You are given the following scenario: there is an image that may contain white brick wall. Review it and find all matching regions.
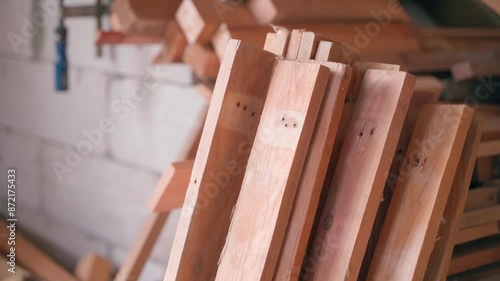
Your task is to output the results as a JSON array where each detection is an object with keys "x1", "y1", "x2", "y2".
[{"x1": 0, "y1": 0, "x2": 201, "y2": 277}]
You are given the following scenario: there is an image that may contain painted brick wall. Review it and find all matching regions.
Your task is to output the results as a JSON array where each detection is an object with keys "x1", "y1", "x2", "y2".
[{"x1": 0, "y1": 1, "x2": 206, "y2": 280}]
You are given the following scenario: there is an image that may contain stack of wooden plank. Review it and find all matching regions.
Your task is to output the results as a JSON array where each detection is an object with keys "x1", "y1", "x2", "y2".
[
  {"x1": 153, "y1": 27, "x2": 489, "y2": 281},
  {"x1": 165, "y1": 0, "x2": 420, "y2": 79}
]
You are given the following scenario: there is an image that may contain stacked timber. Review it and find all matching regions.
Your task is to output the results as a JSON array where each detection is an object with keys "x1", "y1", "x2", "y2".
[{"x1": 148, "y1": 28, "x2": 489, "y2": 281}]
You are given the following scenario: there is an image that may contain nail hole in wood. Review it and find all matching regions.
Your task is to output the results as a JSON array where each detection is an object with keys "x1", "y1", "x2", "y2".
[{"x1": 370, "y1": 128, "x2": 375, "y2": 135}]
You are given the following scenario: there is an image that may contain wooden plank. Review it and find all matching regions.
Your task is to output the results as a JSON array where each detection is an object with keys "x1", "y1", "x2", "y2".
[
  {"x1": 215, "y1": 60, "x2": 329, "y2": 281},
  {"x1": 76, "y1": 253, "x2": 113, "y2": 281},
  {"x1": 0, "y1": 220, "x2": 78, "y2": 281},
  {"x1": 115, "y1": 213, "x2": 169, "y2": 281},
  {"x1": 274, "y1": 60, "x2": 352, "y2": 280},
  {"x1": 359, "y1": 74, "x2": 441, "y2": 281},
  {"x1": 286, "y1": 29, "x2": 305, "y2": 61},
  {"x1": 183, "y1": 44, "x2": 220, "y2": 80},
  {"x1": 148, "y1": 160, "x2": 194, "y2": 213},
  {"x1": 346, "y1": 61, "x2": 400, "y2": 102},
  {"x1": 153, "y1": 21, "x2": 187, "y2": 64},
  {"x1": 367, "y1": 105, "x2": 474, "y2": 281},
  {"x1": 95, "y1": 31, "x2": 162, "y2": 45},
  {"x1": 449, "y1": 235, "x2": 500, "y2": 275},
  {"x1": 176, "y1": 0, "x2": 258, "y2": 44},
  {"x1": 111, "y1": 0, "x2": 181, "y2": 36},
  {"x1": 465, "y1": 186, "x2": 499, "y2": 212},
  {"x1": 164, "y1": 40, "x2": 277, "y2": 281},
  {"x1": 297, "y1": 32, "x2": 328, "y2": 61},
  {"x1": 452, "y1": 61, "x2": 500, "y2": 82},
  {"x1": 482, "y1": 0, "x2": 500, "y2": 15},
  {"x1": 211, "y1": 24, "x2": 272, "y2": 60},
  {"x1": 461, "y1": 205, "x2": 500, "y2": 229},
  {"x1": 447, "y1": 262, "x2": 500, "y2": 281},
  {"x1": 419, "y1": 27, "x2": 500, "y2": 38},
  {"x1": 478, "y1": 140, "x2": 500, "y2": 158},
  {"x1": 363, "y1": 49, "x2": 500, "y2": 73},
  {"x1": 315, "y1": 40, "x2": 359, "y2": 65},
  {"x1": 456, "y1": 222, "x2": 500, "y2": 244},
  {"x1": 263, "y1": 27, "x2": 291, "y2": 58},
  {"x1": 247, "y1": 0, "x2": 410, "y2": 24},
  {"x1": 307, "y1": 70, "x2": 415, "y2": 281},
  {"x1": 424, "y1": 116, "x2": 483, "y2": 281}
]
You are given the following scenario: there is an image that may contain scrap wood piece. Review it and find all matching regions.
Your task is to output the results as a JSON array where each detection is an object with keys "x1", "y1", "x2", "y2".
[
  {"x1": 424, "y1": 116, "x2": 483, "y2": 281},
  {"x1": 315, "y1": 40, "x2": 360, "y2": 65},
  {"x1": 176, "y1": 0, "x2": 256, "y2": 44},
  {"x1": 215, "y1": 60, "x2": 330, "y2": 281},
  {"x1": 367, "y1": 105, "x2": 474, "y2": 281},
  {"x1": 111, "y1": 0, "x2": 182, "y2": 36},
  {"x1": 148, "y1": 160, "x2": 194, "y2": 213},
  {"x1": 247, "y1": 0, "x2": 410, "y2": 24},
  {"x1": 115, "y1": 212, "x2": 169, "y2": 281},
  {"x1": 95, "y1": 31, "x2": 162, "y2": 45},
  {"x1": 0, "y1": 220, "x2": 78, "y2": 281},
  {"x1": 478, "y1": 140, "x2": 500, "y2": 158},
  {"x1": 307, "y1": 70, "x2": 415, "y2": 281},
  {"x1": 456, "y1": 222, "x2": 500, "y2": 244},
  {"x1": 212, "y1": 24, "x2": 272, "y2": 60},
  {"x1": 153, "y1": 21, "x2": 188, "y2": 64},
  {"x1": 465, "y1": 186, "x2": 499, "y2": 212},
  {"x1": 274, "y1": 60, "x2": 352, "y2": 280},
  {"x1": 461, "y1": 205, "x2": 500, "y2": 229},
  {"x1": 164, "y1": 40, "x2": 277, "y2": 281},
  {"x1": 452, "y1": 61, "x2": 500, "y2": 82},
  {"x1": 183, "y1": 44, "x2": 220, "y2": 80},
  {"x1": 448, "y1": 235, "x2": 500, "y2": 276},
  {"x1": 76, "y1": 253, "x2": 113, "y2": 281}
]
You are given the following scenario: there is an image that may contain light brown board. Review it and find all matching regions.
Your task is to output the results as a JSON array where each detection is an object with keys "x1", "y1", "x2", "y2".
[
  {"x1": 456, "y1": 222, "x2": 500, "y2": 244},
  {"x1": 215, "y1": 60, "x2": 330, "y2": 281},
  {"x1": 424, "y1": 116, "x2": 483, "y2": 281},
  {"x1": 274, "y1": 61, "x2": 352, "y2": 281},
  {"x1": 307, "y1": 70, "x2": 415, "y2": 281},
  {"x1": 164, "y1": 40, "x2": 277, "y2": 281},
  {"x1": 460, "y1": 205, "x2": 500, "y2": 229},
  {"x1": 464, "y1": 186, "x2": 499, "y2": 212},
  {"x1": 367, "y1": 105, "x2": 473, "y2": 281}
]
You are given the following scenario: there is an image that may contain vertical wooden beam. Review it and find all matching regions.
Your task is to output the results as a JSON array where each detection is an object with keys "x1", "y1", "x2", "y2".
[
  {"x1": 274, "y1": 59, "x2": 352, "y2": 280},
  {"x1": 424, "y1": 116, "x2": 483, "y2": 281},
  {"x1": 307, "y1": 70, "x2": 415, "y2": 281},
  {"x1": 215, "y1": 60, "x2": 330, "y2": 281},
  {"x1": 285, "y1": 29, "x2": 305, "y2": 61},
  {"x1": 367, "y1": 105, "x2": 474, "y2": 281},
  {"x1": 164, "y1": 40, "x2": 277, "y2": 281}
]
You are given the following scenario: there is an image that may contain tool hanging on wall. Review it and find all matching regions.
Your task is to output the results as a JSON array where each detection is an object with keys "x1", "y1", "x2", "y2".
[{"x1": 55, "y1": 0, "x2": 110, "y2": 92}]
